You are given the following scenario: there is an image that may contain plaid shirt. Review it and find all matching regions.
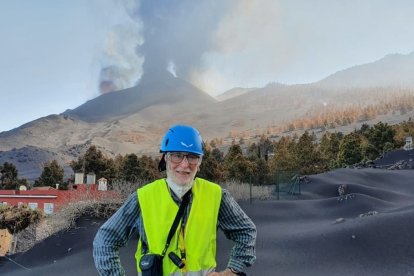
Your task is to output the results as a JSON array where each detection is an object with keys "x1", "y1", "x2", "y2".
[{"x1": 93, "y1": 181, "x2": 256, "y2": 276}]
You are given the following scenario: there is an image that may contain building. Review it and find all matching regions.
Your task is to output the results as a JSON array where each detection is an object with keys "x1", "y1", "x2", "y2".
[
  {"x1": 0, "y1": 173, "x2": 116, "y2": 256},
  {"x1": 404, "y1": 136, "x2": 413, "y2": 151},
  {"x1": 0, "y1": 173, "x2": 112, "y2": 215}
]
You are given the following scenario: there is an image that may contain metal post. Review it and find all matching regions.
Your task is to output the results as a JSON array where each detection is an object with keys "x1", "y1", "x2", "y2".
[
  {"x1": 276, "y1": 183, "x2": 279, "y2": 200},
  {"x1": 249, "y1": 174, "x2": 252, "y2": 204},
  {"x1": 276, "y1": 172, "x2": 280, "y2": 200}
]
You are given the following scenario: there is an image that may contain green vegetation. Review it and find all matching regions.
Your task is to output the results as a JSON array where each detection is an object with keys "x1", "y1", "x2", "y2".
[
  {"x1": 69, "y1": 145, "x2": 162, "y2": 186},
  {"x1": 1, "y1": 118, "x2": 412, "y2": 254},
  {"x1": 34, "y1": 160, "x2": 65, "y2": 188},
  {"x1": 0, "y1": 162, "x2": 27, "y2": 190},
  {"x1": 1, "y1": 119, "x2": 413, "y2": 190},
  {"x1": 0, "y1": 205, "x2": 43, "y2": 234},
  {"x1": 208, "y1": 120, "x2": 412, "y2": 181}
]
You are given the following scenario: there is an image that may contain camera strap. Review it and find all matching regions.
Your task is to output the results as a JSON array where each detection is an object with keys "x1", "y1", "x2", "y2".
[{"x1": 161, "y1": 189, "x2": 191, "y2": 257}]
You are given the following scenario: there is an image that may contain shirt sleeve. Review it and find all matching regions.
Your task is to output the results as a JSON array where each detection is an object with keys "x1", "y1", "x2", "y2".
[
  {"x1": 218, "y1": 188, "x2": 257, "y2": 272},
  {"x1": 93, "y1": 191, "x2": 140, "y2": 276}
]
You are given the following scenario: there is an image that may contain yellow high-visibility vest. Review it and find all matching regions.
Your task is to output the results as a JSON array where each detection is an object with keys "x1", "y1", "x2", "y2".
[{"x1": 136, "y1": 178, "x2": 222, "y2": 275}]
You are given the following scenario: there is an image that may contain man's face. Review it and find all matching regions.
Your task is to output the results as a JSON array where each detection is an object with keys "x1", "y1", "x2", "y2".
[{"x1": 165, "y1": 152, "x2": 202, "y2": 186}]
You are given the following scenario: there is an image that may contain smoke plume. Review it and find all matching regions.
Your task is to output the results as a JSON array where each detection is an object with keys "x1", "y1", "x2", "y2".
[
  {"x1": 99, "y1": 0, "x2": 232, "y2": 93},
  {"x1": 98, "y1": 0, "x2": 414, "y2": 95},
  {"x1": 98, "y1": 2, "x2": 144, "y2": 94},
  {"x1": 99, "y1": 0, "x2": 290, "y2": 94}
]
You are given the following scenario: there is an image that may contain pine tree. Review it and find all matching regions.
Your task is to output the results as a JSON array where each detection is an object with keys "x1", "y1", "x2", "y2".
[
  {"x1": 138, "y1": 155, "x2": 160, "y2": 181},
  {"x1": 35, "y1": 160, "x2": 64, "y2": 188},
  {"x1": 294, "y1": 131, "x2": 324, "y2": 174},
  {"x1": 70, "y1": 145, "x2": 111, "y2": 179},
  {"x1": 199, "y1": 148, "x2": 223, "y2": 182},
  {"x1": 337, "y1": 133, "x2": 363, "y2": 166},
  {"x1": 121, "y1": 153, "x2": 141, "y2": 182},
  {"x1": 0, "y1": 162, "x2": 19, "y2": 189},
  {"x1": 363, "y1": 122, "x2": 396, "y2": 154},
  {"x1": 223, "y1": 144, "x2": 253, "y2": 182},
  {"x1": 269, "y1": 136, "x2": 297, "y2": 172}
]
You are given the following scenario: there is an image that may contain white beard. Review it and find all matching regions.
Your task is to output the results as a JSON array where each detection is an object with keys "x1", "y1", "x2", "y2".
[{"x1": 166, "y1": 177, "x2": 193, "y2": 199}]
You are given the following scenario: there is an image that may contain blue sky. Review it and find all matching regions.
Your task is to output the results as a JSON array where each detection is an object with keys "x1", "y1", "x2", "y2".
[{"x1": 1, "y1": 0, "x2": 414, "y2": 132}]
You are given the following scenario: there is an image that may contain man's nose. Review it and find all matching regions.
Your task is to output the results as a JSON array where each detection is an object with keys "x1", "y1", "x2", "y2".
[{"x1": 179, "y1": 156, "x2": 190, "y2": 166}]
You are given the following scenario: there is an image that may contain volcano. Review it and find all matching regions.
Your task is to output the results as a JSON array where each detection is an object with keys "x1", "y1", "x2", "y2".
[{"x1": 63, "y1": 72, "x2": 216, "y2": 122}]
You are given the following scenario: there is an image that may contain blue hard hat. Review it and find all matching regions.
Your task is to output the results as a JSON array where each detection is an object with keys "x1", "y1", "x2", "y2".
[{"x1": 160, "y1": 125, "x2": 204, "y2": 155}]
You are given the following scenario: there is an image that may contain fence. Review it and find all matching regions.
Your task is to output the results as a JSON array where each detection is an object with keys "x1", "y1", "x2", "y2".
[{"x1": 248, "y1": 170, "x2": 302, "y2": 201}]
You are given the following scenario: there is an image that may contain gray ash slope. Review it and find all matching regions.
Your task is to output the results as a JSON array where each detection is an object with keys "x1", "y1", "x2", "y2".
[{"x1": 2, "y1": 151, "x2": 414, "y2": 275}]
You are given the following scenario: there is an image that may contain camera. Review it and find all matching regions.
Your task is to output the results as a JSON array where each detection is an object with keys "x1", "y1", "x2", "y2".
[{"x1": 168, "y1": 252, "x2": 185, "y2": 269}]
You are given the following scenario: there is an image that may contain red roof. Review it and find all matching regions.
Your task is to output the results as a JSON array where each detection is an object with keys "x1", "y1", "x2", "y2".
[{"x1": 32, "y1": 187, "x2": 56, "y2": 191}]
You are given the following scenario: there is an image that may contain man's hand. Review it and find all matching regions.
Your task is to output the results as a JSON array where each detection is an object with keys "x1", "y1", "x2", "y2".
[{"x1": 207, "y1": 268, "x2": 237, "y2": 275}]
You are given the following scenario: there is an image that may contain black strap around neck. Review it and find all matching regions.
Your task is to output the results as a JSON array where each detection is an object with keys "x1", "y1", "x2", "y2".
[{"x1": 161, "y1": 189, "x2": 191, "y2": 257}]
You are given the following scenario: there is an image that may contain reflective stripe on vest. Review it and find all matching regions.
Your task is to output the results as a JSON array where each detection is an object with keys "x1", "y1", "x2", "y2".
[
  {"x1": 138, "y1": 270, "x2": 215, "y2": 276},
  {"x1": 136, "y1": 178, "x2": 222, "y2": 275}
]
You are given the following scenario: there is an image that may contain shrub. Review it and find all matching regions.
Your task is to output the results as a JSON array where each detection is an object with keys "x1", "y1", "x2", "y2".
[
  {"x1": 222, "y1": 180, "x2": 274, "y2": 201},
  {"x1": 0, "y1": 205, "x2": 43, "y2": 234}
]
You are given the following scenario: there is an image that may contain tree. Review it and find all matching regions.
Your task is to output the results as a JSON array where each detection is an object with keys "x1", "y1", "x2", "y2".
[
  {"x1": 120, "y1": 154, "x2": 141, "y2": 182},
  {"x1": 357, "y1": 123, "x2": 371, "y2": 135},
  {"x1": 199, "y1": 148, "x2": 223, "y2": 182},
  {"x1": 319, "y1": 132, "x2": 341, "y2": 169},
  {"x1": 258, "y1": 135, "x2": 274, "y2": 161},
  {"x1": 295, "y1": 132, "x2": 315, "y2": 166},
  {"x1": 249, "y1": 155, "x2": 269, "y2": 185},
  {"x1": 102, "y1": 157, "x2": 120, "y2": 183},
  {"x1": 70, "y1": 145, "x2": 111, "y2": 179},
  {"x1": 223, "y1": 144, "x2": 253, "y2": 182},
  {"x1": 392, "y1": 120, "x2": 414, "y2": 148},
  {"x1": 337, "y1": 133, "x2": 363, "y2": 166},
  {"x1": 363, "y1": 122, "x2": 396, "y2": 154},
  {"x1": 361, "y1": 143, "x2": 378, "y2": 161},
  {"x1": 247, "y1": 142, "x2": 259, "y2": 159},
  {"x1": 211, "y1": 148, "x2": 224, "y2": 162},
  {"x1": 138, "y1": 155, "x2": 160, "y2": 181},
  {"x1": 0, "y1": 162, "x2": 19, "y2": 189},
  {"x1": 118, "y1": 154, "x2": 160, "y2": 182},
  {"x1": 269, "y1": 136, "x2": 297, "y2": 172},
  {"x1": 35, "y1": 160, "x2": 64, "y2": 188}
]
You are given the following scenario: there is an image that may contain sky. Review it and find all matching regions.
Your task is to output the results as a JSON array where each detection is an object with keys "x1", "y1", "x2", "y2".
[{"x1": 1, "y1": 0, "x2": 414, "y2": 132}]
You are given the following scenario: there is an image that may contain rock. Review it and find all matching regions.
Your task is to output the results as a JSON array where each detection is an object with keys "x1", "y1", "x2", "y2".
[
  {"x1": 359, "y1": 211, "x2": 379, "y2": 218},
  {"x1": 335, "y1": 218, "x2": 345, "y2": 224},
  {"x1": 338, "y1": 184, "x2": 348, "y2": 196}
]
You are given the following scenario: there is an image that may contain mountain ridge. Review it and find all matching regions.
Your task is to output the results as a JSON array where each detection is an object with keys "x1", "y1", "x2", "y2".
[
  {"x1": 64, "y1": 73, "x2": 216, "y2": 122},
  {"x1": 1, "y1": 53, "x2": 414, "y2": 180}
]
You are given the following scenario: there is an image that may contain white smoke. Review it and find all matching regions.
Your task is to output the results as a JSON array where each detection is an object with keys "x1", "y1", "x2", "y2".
[
  {"x1": 167, "y1": 61, "x2": 177, "y2": 78},
  {"x1": 97, "y1": 0, "x2": 414, "y2": 96},
  {"x1": 189, "y1": 0, "x2": 293, "y2": 95},
  {"x1": 98, "y1": 0, "x2": 144, "y2": 94},
  {"x1": 100, "y1": 0, "x2": 283, "y2": 94}
]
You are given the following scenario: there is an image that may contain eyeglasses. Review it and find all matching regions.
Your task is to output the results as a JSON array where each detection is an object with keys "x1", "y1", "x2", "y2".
[{"x1": 167, "y1": 152, "x2": 201, "y2": 165}]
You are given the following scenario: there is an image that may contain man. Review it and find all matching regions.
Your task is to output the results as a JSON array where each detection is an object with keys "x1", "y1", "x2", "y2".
[{"x1": 93, "y1": 125, "x2": 256, "y2": 275}]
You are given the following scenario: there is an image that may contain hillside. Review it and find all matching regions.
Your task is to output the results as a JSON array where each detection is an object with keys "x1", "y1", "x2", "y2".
[
  {"x1": 63, "y1": 73, "x2": 216, "y2": 122},
  {"x1": 2, "y1": 166, "x2": 414, "y2": 275},
  {"x1": 0, "y1": 53, "x2": 414, "y2": 180},
  {"x1": 317, "y1": 52, "x2": 414, "y2": 88},
  {"x1": 215, "y1": 87, "x2": 257, "y2": 101}
]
